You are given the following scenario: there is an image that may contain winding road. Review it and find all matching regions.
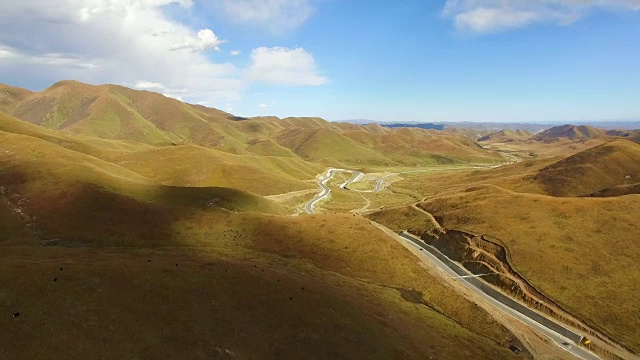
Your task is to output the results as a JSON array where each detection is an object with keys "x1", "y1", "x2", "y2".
[
  {"x1": 398, "y1": 231, "x2": 601, "y2": 360},
  {"x1": 307, "y1": 165, "x2": 499, "y2": 214},
  {"x1": 305, "y1": 169, "x2": 363, "y2": 214},
  {"x1": 374, "y1": 173, "x2": 397, "y2": 192},
  {"x1": 302, "y1": 159, "x2": 610, "y2": 359}
]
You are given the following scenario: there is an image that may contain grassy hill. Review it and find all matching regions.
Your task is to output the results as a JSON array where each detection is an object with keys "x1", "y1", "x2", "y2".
[
  {"x1": 534, "y1": 124, "x2": 604, "y2": 142},
  {"x1": 0, "y1": 128, "x2": 286, "y2": 246},
  {"x1": 606, "y1": 129, "x2": 640, "y2": 144},
  {"x1": 0, "y1": 113, "x2": 523, "y2": 358},
  {"x1": 275, "y1": 127, "x2": 395, "y2": 165},
  {"x1": 367, "y1": 148, "x2": 640, "y2": 352},
  {"x1": 0, "y1": 84, "x2": 34, "y2": 113},
  {"x1": 2, "y1": 81, "x2": 504, "y2": 166},
  {"x1": 533, "y1": 140, "x2": 640, "y2": 197},
  {"x1": 478, "y1": 129, "x2": 532, "y2": 143},
  {"x1": 415, "y1": 186, "x2": 640, "y2": 351},
  {"x1": 0, "y1": 112, "x2": 321, "y2": 196}
]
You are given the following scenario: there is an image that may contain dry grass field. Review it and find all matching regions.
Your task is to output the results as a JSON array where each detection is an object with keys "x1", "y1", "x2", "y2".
[
  {"x1": 417, "y1": 187, "x2": 640, "y2": 351},
  {"x1": 0, "y1": 86, "x2": 528, "y2": 358},
  {"x1": 367, "y1": 139, "x2": 640, "y2": 352},
  {"x1": 3, "y1": 80, "x2": 638, "y2": 358},
  {"x1": 0, "y1": 244, "x2": 519, "y2": 360}
]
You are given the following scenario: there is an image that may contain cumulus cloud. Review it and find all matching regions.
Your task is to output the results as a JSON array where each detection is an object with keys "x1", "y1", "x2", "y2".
[
  {"x1": 134, "y1": 80, "x2": 165, "y2": 90},
  {"x1": 0, "y1": 0, "x2": 242, "y2": 103},
  {"x1": 257, "y1": 103, "x2": 268, "y2": 108},
  {"x1": 230, "y1": 50, "x2": 241, "y2": 56},
  {"x1": 443, "y1": 0, "x2": 640, "y2": 33},
  {"x1": 171, "y1": 29, "x2": 226, "y2": 52},
  {"x1": 248, "y1": 47, "x2": 327, "y2": 86},
  {"x1": 219, "y1": 0, "x2": 313, "y2": 32}
]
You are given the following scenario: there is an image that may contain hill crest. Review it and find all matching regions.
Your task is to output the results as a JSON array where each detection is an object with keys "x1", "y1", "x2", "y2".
[
  {"x1": 534, "y1": 124, "x2": 604, "y2": 142},
  {"x1": 533, "y1": 139, "x2": 640, "y2": 196}
]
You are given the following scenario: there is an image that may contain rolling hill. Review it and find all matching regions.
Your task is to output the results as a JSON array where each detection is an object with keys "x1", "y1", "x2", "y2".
[
  {"x1": 533, "y1": 139, "x2": 640, "y2": 197},
  {"x1": 478, "y1": 129, "x2": 532, "y2": 143},
  {"x1": 534, "y1": 125, "x2": 604, "y2": 142},
  {"x1": 0, "y1": 83, "x2": 34, "y2": 112},
  {"x1": 606, "y1": 129, "x2": 640, "y2": 144},
  {"x1": 1, "y1": 81, "x2": 505, "y2": 166},
  {"x1": 0, "y1": 112, "x2": 321, "y2": 196},
  {"x1": 367, "y1": 153, "x2": 640, "y2": 352},
  {"x1": 413, "y1": 186, "x2": 640, "y2": 352},
  {"x1": 0, "y1": 106, "x2": 524, "y2": 359}
]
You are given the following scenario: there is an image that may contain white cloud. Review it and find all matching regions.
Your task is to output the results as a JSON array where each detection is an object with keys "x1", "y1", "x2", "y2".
[
  {"x1": 0, "y1": 45, "x2": 19, "y2": 59},
  {"x1": 248, "y1": 46, "x2": 327, "y2": 86},
  {"x1": 257, "y1": 103, "x2": 268, "y2": 108},
  {"x1": 443, "y1": 0, "x2": 640, "y2": 34},
  {"x1": 225, "y1": 102, "x2": 234, "y2": 112},
  {"x1": 219, "y1": 0, "x2": 313, "y2": 32},
  {"x1": 134, "y1": 80, "x2": 165, "y2": 90},
  {"x1": 0, "y1": 0, "x2": 243, "y2": 103},
  {"x1": 171, "y1": 29, "x2": 226, "y2": 52},
  {"x1": 230, "y1": 50, "x2": 241, "y2": 56}
]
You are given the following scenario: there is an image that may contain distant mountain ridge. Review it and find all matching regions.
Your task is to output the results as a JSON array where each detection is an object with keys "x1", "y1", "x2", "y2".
[
  {"x1": 0, "y1": 80, "x2": 503, "y2": 166},
  {"x1": 381, "y1": 123, "x2": 445, "y2": 131},
  {"x1": 478, "y1": 129, "x2": 532, "y2": 142},
  {"x1": 338, "y1": 120, "x2": 640, "y2": 131},
  {"x1": 534, "y1": 125, "x2": 605, "y2": 141}
]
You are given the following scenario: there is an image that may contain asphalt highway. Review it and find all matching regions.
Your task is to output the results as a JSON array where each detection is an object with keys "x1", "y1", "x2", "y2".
[
  {"x1": 374, "y1": 173, "x2": 397, "y2": 192},
  {"x1": 398, "y1": 232, "x2": 601, "y2": 360},
  {"x1": 340, "y1": 171, "x2": 363, "y2": 189},
  {"x1": 305, "y1": 169, "x2": 362, "y2": 214}
]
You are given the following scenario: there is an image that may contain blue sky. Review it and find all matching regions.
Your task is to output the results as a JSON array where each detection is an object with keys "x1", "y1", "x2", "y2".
[{"x1": 0, "y1": 0, "x2": 639, "y2": 122}]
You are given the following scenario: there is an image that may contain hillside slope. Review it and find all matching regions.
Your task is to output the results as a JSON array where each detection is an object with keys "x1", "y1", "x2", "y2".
[
  {"x1": 534, "y1": 125, "x2": 604, "y2": 142},
  {"x1": 2, "y1": 81, "x2": 505, "y2": 166},
  {"x1": 478, "y1": 129, "x2": 532, "y2": 143},
  {"x1": 414, "y1": 186, "x2": 640, "y2": 351},
  {"x1": 0, "y1": 83, "x2": 34, "y2": 112},
  {"x1": 367, "y1": 152, "x2": 640, "y2": 352},
  {"x1": 0, "y1": 112, "x2": 322, "y2": 196},
  {"x1": 0, "y1": 116, "x2": 524, "y2": 359},
  {"x1": 0, "y1": 129, "x2": 286, "y2": 246},
  {"x1": 533, "y1": 140, "x2": 640, "y2": 197}
]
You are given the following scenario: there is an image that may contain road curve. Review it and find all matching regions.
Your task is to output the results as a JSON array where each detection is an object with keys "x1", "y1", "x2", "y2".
[
  {"x1": 375, "y1": 173, "x2": 397, "y2": 192},
  {"x1": 305, "y1": 169, "x2": 362, "y2": 214},
  {"x1": 340, "y1": 171, "x2": 363, "y2": 189},
  {"x1": 399, "y1": 231, "x2": 601, "y2": 360}
]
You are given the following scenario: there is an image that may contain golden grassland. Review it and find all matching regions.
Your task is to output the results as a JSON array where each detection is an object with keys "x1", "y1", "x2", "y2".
[
  {"x1": 2, "y1": 80, "x2": 505, "y2": 166},
  {"x1": 6, "y1": 80, "x2": 638, "y2": 356},
  {"x1": 534, "y1": 124, "x2": 604, "y2": 141},
  {"x1": 0, "y1": 244, "x2": 518, "y2": 360},
  {"x1": 533, "y1": 140, "x2": 640, "y2": 196},
  {"x1": 0, "y1": 112, "x2": 322, "y2": 196},
  {"x1": 366, "y1": 205, "x2": 441, "y2": 235},
  {"x1": 481, "y1": 137, "x2": 606, "y2": 160},
  {"x1": 368, "y1": 142, "x2": 640, "y2": 351},
  {"x1": 478, "y1": 129, "x2": 533, "y2": 143},
  {"x1": 0, "y1": 111, "x2": 523, "y2": 358},
  {"x1": 418, "y1": 187, "x2": 640, "y2": 351}
]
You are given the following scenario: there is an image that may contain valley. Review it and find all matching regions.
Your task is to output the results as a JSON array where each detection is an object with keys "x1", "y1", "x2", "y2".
[{"x1": 1, "y1": 81, "x2": 639, "y2": 360}]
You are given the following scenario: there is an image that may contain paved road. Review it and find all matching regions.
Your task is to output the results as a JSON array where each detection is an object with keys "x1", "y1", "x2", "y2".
[
  {"x1": 304, "y1": 169, "x2": 334, "y2": 214},
  {"x1": 340, "y1": 171, "x2": 363, "y2": 189},
  {"x1": 305, "y1": 169, "x2": 361, "y2": 214},
  {"x1": 375, "y1": 173, "x2": 397, "y2": 192},
  {"x1": 399, "y1": 232, "x2": 601, "y2": 360}
]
